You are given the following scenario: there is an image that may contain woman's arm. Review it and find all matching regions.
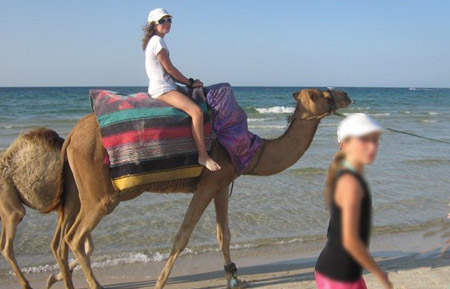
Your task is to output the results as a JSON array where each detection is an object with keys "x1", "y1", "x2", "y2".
[
  {"x1": 157, "y1": 49, "x2": 202, "y2": 87},
  {"x1": 336, "y1": 175, "x2": 393, "y2": 289}
]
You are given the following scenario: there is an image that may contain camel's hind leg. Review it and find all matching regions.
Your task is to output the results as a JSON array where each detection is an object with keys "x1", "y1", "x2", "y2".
[
  {"x1": 47, "y1": 195, "x2": 94, "y2": 289},
  {"x1": 64, "y1": 144, "x2": 118, "y2": 289},
  {"x1": 214, "y1": 186, "x2": 247, "y2": 289},
  {"x1": 48, "y1": 233, "x2": 92, "y2": 289},
  {"x1": 0, "y1": 178, "x2": 31, "y2": 289},
  {"x1": 48, "y1": 162, "x2": 80, "y2": 289}
]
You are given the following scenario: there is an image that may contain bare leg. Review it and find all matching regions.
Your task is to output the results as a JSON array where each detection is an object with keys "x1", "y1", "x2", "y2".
[
  {"x1": 0, "y1": 179, "x2": 31, "y2": 289},
  {"x1": 214, "y1": 186, "x2": 247, "y2": 289},
  {"x1": 154, "y1": 187, "x2": 217, "y2": 289},
  {"x1": 158, "y1": 90, "x2": 221, "y2": 171}
]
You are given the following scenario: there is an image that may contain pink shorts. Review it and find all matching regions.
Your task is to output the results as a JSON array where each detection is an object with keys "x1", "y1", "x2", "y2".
[{"x1": 315, "y1": 271, "x2": 367, "y2": 289}]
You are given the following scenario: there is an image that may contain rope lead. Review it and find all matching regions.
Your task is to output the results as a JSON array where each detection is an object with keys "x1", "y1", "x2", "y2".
[{"x1": 334, "y1": 112, "x2": 450, "y2": 145}]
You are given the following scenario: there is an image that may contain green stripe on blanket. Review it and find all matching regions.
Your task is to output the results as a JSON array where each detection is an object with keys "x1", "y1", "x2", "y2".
[{"x1": 97, "y1": 103, "x2": 209, "y2": 126}]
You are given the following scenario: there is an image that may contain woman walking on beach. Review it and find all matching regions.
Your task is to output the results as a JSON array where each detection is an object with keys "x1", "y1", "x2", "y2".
[
  {"x1": 142, "y1": 8, "x2": 221, "y2": 171},
  {"x1": 315, "y1": 113, "x2": 393, "y2": 289}
]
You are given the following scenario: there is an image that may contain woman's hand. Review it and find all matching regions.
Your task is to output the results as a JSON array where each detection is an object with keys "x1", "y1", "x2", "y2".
[
  {"x1": 376, "y1": 271, "x2": 393, "y2": 289},
  {"x1": 192, "y1": 79, "x2": 203, "y2": 88}
]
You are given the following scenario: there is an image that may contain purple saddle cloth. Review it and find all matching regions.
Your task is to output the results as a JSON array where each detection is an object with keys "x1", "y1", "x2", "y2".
[{"x1": 205, "y1": 83, "x2": 262, "y2": 174}]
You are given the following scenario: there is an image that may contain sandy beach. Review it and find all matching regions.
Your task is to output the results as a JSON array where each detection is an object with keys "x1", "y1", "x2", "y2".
[{"x1": 1, "y1": 226, "x2": 448, "y2": 289}]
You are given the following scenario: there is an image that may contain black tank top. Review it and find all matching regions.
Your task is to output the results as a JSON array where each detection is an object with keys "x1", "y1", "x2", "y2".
[{"x1": 315, "y1": 170, "x2": 372, "y2": 281}]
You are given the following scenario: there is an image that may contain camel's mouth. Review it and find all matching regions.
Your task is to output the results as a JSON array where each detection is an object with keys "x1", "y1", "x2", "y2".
[{"x1": 333, "y1": 91, "x2": 352, "y2": 110}]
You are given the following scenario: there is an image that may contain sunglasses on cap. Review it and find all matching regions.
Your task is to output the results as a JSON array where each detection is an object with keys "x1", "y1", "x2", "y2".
[{"x1": 157, "y1": 18, "x2": 172, "y2": 25}]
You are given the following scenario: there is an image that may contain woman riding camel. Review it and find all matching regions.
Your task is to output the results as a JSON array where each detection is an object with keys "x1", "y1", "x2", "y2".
[
  {"x1": 142, "y1": 8, "x2": 221, "y2": 171},
  {"x1": 315, "y1": 113, "x2": 393, "y2": 289}
]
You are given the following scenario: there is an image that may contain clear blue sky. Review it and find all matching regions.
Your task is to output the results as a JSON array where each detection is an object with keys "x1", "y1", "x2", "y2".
[{"x1": 1, "y1": 0, "x2": 449, "y2": 87}]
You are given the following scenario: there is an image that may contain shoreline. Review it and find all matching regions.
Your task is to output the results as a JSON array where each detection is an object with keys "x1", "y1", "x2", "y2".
[{"x1": 1, "y1": 225, "x2": 448, "y2": 289}]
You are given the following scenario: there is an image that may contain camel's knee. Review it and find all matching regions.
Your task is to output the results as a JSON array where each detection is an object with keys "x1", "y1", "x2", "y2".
[
  {"x1": 9, "y1": 208, "x2": 26, "y2": 224},
  {"x1": 217, "y1": 225, "x2": 231, "y2": 247},
  {"x1": 50, "y1": 224, "x2": 62, "y2": 251},
  {"x1": 85, "y1": 237, "x2": 94, "y2": 256},
  {"x1": 64, "y1": 226, "x2": 84, "y2": 253},
  {"x1": 173, "y1": 230, "x2": 191, "y2": 252},
  {"x1": 1, "y1": 239, "x2": 14, "y2": 256},
  {"x1": 53, "y1": 241, "x2": 68, "y2": 261},
  {"x1": 65, "y1": 234, "x2": 84, "y2": 254}
]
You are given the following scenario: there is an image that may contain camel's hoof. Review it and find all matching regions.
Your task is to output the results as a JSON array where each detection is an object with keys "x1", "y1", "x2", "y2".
[
  {"x1": 227, "y1": 278, "x2": 248, "y2": 289},
  {"x1": 225, "y1": 263, "x2": 248, "y2": 289}
]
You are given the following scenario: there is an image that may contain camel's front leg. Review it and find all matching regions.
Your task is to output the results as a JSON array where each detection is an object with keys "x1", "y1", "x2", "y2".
[
  {"x1": 214, "y1": 186, "x2": 247, "y2": 289},
  {"x1": 154, "y1": 187, "x2": 217, "y2": 289}
]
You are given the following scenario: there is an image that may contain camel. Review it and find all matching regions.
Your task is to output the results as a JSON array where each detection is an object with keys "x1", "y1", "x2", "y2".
[
  {"x1": 0, "y1": 128, "x2": 64, "y2": 289},
  {"x1": 0, "y1": 128, "x2": 93, "y2": 289},
  {"x1": 55, "y1": 88, "x2": 351, "y2": 289}
]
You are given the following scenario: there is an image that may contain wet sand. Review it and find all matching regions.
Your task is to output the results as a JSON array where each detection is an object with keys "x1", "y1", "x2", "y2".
[{"x1": 1, "y1": 228, "x2": 449, "y2": 289}]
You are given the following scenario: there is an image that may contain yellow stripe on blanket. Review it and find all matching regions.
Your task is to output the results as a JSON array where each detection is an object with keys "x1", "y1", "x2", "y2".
[{"x1": 112, "y1": 166, "x2": 204, "y2": 191}]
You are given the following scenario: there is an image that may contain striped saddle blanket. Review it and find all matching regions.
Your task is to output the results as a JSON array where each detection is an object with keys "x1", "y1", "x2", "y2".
[{"x1": 90, "y1": 88, "x2": 212, "y2": 191}]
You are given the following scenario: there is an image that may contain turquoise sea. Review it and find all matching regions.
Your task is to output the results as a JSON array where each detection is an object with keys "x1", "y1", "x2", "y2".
[{"x1": 0, "y1": 86, "x2": 449, "y2": 275}]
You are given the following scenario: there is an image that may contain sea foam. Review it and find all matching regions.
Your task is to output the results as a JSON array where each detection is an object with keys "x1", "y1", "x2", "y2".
[{"x1": 255, "y1": 106, "x2": 295, "y2": 114}]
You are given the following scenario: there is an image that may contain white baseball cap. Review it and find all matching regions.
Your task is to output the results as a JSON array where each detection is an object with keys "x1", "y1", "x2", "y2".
[
  {"x1": 148, "y1": 8, "x2": 172, "y2": 23},
  {"x1": 337, "y1": 113, "x2": 383, "y2": 143}
]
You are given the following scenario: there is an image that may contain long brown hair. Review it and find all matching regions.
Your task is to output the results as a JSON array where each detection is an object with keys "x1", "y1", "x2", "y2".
[
  {"x1": 324, "y1": 150, "x2": 346, "y2": 208},
  {"x1": 141, "y1": 22, "x2": 156, "y2": 51}
]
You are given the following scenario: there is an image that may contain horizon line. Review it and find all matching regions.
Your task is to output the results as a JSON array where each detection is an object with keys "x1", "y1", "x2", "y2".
[{"x1": 1, "y1": 85, "x2": 449, "y2": 89}]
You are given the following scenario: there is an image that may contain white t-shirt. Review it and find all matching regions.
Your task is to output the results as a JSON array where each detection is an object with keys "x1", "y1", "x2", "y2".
[{"x1": 145, "y1": 35, "x2": 177, "y2": 98}]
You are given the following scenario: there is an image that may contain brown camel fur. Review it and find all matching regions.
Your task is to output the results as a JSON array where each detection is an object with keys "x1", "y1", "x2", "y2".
[
  {"x1": 0, "y1": 128, "x2": 64, "y2": 289},
  {"x1": 55, "y1": 88, "x2": 351, "y2": 289},
  {"x1": 0, "y1": 128, "x2": 93, "y2": 289}
]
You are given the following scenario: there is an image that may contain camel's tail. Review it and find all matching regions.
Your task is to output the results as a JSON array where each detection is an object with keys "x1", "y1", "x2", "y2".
[
  {"x1": 43, "y1": 129, "x2": 73, "y2": 213},
  {"x1": 44, "y1": 132, "x2": 72, "y2": 216}
]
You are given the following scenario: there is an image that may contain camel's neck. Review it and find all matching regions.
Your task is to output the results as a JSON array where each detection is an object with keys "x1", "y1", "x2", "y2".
[{"x1": 246, "y1": 109, "x2": 320, "y2": 176}]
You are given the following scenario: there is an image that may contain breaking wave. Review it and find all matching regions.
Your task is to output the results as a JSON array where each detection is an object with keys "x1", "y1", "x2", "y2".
[{"x1": 249, "y1": 106, "x2": 295, "y2": 114}]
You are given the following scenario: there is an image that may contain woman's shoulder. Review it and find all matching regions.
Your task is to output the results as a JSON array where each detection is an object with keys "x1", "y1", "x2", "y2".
[
  {"x1": 149, "y1": 35, "x2": 164, "y2": 45},
  {"x1": 146, "y1": 35, "x2": 167, "y2": 53},
  {"x1": 337, "y1": 170, "x2": 365, "y2": 188},
  {"x1": 336, "y1": 171, "x2": 361, "y2": 187},
  {"x1": 334, "y1": 171, "x2": 365, "y2": 204}
]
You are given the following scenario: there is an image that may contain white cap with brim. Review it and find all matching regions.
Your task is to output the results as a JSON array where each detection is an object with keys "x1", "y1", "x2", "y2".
[
  {"x1": 337, "y1": 113, "x2": 383, "y2": 143},
  {"x1": 148, "y1": 8, "x2": 172, "y2": 23}
]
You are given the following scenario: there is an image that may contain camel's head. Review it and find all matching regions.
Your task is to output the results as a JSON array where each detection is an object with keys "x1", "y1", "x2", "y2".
[{"x1": 292, "y1": 89, "x2": 351, "y2": 119}]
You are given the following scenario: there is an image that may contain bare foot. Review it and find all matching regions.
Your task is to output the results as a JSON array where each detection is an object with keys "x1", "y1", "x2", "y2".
[{"x1": 199, "y1": 156, "x2": 222, "y2": 171}]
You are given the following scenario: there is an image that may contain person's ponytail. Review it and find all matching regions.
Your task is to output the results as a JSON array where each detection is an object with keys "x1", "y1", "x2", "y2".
[
  {"x1": 141, "y1": 22, "x2": 156, "y2": 51},
  {"x1": 324, "y1": 150, "x2": 346, "y2": 208}
]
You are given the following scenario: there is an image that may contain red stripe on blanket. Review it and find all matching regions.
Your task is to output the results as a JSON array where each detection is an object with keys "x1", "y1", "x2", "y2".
[{"x1": 102, "y1": 123, "x2": 212, "y2": 148}]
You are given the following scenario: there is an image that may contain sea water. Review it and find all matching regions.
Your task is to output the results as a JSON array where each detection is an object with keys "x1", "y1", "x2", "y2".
[{"x1": 0, "y1": 86, "x2": 449, "y2": 275}]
